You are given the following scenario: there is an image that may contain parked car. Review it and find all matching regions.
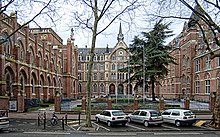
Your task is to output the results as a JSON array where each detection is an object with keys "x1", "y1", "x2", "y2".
[
  {"x1": 127, "y1": 109, "x2": 163, "y2": 127},
  {"x1": 95, "y1": 110, "x2": 128, "y2": 127},
  {"x1": 161, "y1": 109, "x2": 196, "y2": 127},
  {"x1": 0, "y1": 110, "x2": 9, "y2": 130}
]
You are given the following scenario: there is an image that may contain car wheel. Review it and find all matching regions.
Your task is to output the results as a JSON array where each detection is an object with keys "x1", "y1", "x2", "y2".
[
  {"x1": 144, "y1": 121, "x2": 149, "y2": 127},
  {"x1": 175, "y1": 121, "x2": 181, "y2": 127},
  {"x1": 128, "y1": 118, "x2": 131, "y2": 123},
  {"x1": 96, "y1": 117, "x2": 100, "y2": 123},
  {"x1": 107, "y1": 121, "x2": 111, "y2": 127}
]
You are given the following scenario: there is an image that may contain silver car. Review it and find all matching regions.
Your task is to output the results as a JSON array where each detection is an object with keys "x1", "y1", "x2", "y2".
[
  {"x1": 127, "y1": 109, "x2": 163, "y2": 127},
  {"x1": 161, "y1": 109, "x2": 196, "y2": 127},
  {"x1": 95, "y1": 110, "x2": 128, "y2": 127},
  {"x1": 0, "y1": 110, "x2": 9, "y2": 130}
]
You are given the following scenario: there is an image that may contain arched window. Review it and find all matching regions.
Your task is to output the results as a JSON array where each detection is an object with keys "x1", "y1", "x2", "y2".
[
  {"x1": 100, "y1": 83, "x2": 104, "y2": 93},
  {"x1": 20, "y1": 74, "x2": 25, "y2": 95},
  {"x1": 45, "y1": 55, "x2": 49, "y2": 69},
  {"x1": 2, "y1": 33, "x2": 11, "y2": 55},
  {"x1": 31, "y1": 78, "x2": 35, "y2": 94},
  {"x1": 38, "y1": 51, "x2": 43, "y2": 67},
  {"x1": 30, "y1": 48, "x2": 35, "y2": 65},
  {"x1": 93, "y1": 84, "x2": 97, "y2": 92},
  {"x1": 18, "y1": 40, "x2": 25, "y2": 61},
  {"x1": 5, "y1": 71, "x2": 12, "y2": 96},
  {"x1": 112, "y1": 64, "x2": 115, "y2": 70}
]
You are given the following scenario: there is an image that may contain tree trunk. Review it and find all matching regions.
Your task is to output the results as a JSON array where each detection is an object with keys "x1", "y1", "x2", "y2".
[
  {"x1": 85, "y1": 12, "x2": 98, "y2": 128},
  {"x1": 151, "y1": 78, "x2": 156, "y2": 101},
  {"x1": 210, "y1": 79, "x2": 220, "y2": 129}
]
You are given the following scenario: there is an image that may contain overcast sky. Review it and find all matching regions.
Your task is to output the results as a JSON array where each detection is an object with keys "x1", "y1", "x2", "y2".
[{"x1": 4, "y1": 0, "x2": 186, "y2": 48}]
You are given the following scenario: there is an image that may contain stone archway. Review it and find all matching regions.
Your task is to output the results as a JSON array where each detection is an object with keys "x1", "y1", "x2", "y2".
[
  {"x1": 109, "y1": 84, "x2": 115, "y2": 95},
  {"x1": 118, "y1": 84, "x2": 124, "y2": 94}
]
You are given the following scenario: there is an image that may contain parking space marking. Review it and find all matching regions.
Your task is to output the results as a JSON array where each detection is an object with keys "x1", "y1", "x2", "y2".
[
  {"x1": 92, "y1": 122, "x2": 110, "y2": 131},
  {"x1": 154, "y1": 132, "x2": 203, "y2": 135},
  {"x1": 87, "y1": 133, "x2": 137, "y2": 136},
  {"x1": 23, "y1": 132, "x2": 71, "y2": 135},
  {"x1": 161, "y1": 125, "x2": 181, "y2": 130},
  {"x1": 126, "y1": 124, "x2": 145, "y2": 131}
]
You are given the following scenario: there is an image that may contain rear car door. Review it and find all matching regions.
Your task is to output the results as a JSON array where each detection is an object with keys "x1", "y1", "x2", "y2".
[
  {"x1": 131, "y1": 111, "x2": 140, "y2": 122},
  {"x1": 170, "y1": 110, "x2": 181, "y2": 124},
  {"x1": 138, "y1": 111, "x2": 147, "y2": 123}
]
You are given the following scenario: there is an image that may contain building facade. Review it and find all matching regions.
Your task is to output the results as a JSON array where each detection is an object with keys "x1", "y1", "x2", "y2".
[
  {"x1": 159, "y1": 20, "x2": 220, "y2": 102},
  {"x1": 78, "y1": 24, "x2": 135, "y2": 98},
  {"x1": 0, "y1": 12, "x2": 78, "y2": 111}
]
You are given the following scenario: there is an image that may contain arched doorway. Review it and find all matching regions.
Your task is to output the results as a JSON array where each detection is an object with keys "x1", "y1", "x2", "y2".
[
  {"x1": 118, "y1": 84, "x2": 124, "y2": 94},
  {"x1": 109, "y1": 84, "x2": 115, "y2": 95},
  {"x1": 126, "y1": 84, "x2": 132, "y2": 94}
]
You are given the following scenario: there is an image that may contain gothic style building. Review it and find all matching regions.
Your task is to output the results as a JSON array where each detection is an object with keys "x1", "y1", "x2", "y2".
[
  {"x1": 0, "y1": 12, "x2": 78, "y2": 111},
  {"x1": 159, "y1": 20, "x2": 220, "y2": 102},
  {"x1": 77, "y1": 23, "x2": 134, "y2": 98}
]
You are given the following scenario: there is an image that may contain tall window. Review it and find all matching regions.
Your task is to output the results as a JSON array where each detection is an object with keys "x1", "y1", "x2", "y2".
[
  {"x1": 78, "y1": 73, "x2": 81, "y2": 80},
  {"x1": 164, "y1": 85, "x2": 166, "y2": 93},
  {"x1": 195, "y1": 76, "x2": 200, "y2": 94},
  {"x1": 39, "y1": 52, "x2": 42, "y2": 68},
  {"x1": 45, "y1": 55, "x2": 49, "y2": 69},
  {"x1": 112, "y1": 64, "x2": 115, "y2": 70},
  {"x1": 78, "y1": 64, "x2": 81, "y2": 70},
  {"x1": 172, "y1": 84, "x2": 174, "y2": 93},
  {"x1": 31, "y1": 79, "x2": 35, "y2": 94},
  {"x1": 100, "y1": 64, "x2": 104, "y2": 70},
  {"x1": 93, "y1": 73, "x2": 97, "y2": 80},
  {"x1": 206, "y1": 56, "x2": 211, "y2": 69},
  {"x1": 100, "y1": 83, "x2": 104, "y2": 92},
  {"x1": 100, "y1": 73, "x2": 104, "y2": 80},
  {"x1": 19, "y1": 41, "x2": 25, "y2": 61},
  {"x1": 112, "y1": 55, "x2": 116, "y2": 60},
  {"x1": 93, "y1": 84, "x2": 97, "y2": 92},
  {"x1": 195, "y1": 59, "x2": 200, "y2": 72},
  {"x1": 30, "y1": 48, "x2": 35, "y2": 65},
  {"x1": 5, "y1": 71, "x2": 12, "y2": 96},
  {"x1": 2, "y1": 33, "x2": 11, "y2": 55},
  {"x1": 183, "y1": 56, "x2": 186, "y2": 67},
  {"x1": 205, "y1": 80, "x2": 210, "y2": 94},
  {"x1": 93, "y1": 63, "x2": 97, "y2": 70}
]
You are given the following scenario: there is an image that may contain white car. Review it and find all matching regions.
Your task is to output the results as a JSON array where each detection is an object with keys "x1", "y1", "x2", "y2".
[
  {"x1": 127, "y1": 109, "x2": 163, "y2": 127},
  {"x1": 0, "y1": 110, "x2": 9, "y2": 130},
  {"x1": 161, "y1": 109, "x2": 196, "y2": 127},
  {"x1": 95, "y1": 110, "x2": 128, "y2": 127}
]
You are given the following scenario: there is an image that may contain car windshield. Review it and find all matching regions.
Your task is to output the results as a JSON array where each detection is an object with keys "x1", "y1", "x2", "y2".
[
  {"x1": 184, "y1": 111, "x2": 194, "y2": 116},
  {"x1": 112, "y1": 111, "x2": 125, "y2": 116},
  {"x1": 150, "y1": 111, "x2": 161, "y2": 117}
]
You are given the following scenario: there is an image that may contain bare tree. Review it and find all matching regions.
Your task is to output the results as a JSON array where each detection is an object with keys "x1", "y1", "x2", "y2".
[
  {"x1": 145, "y1": 0, "x2": 220, "y2": 129},
  {"x1": 69, "y1": 0, "x2": 140, "y2": 127},
  {"x1": 0, "y1": 0, "x2": 61, "y2": 44}
]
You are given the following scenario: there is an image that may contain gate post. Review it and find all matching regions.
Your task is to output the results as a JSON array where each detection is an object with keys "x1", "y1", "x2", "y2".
[
  {"x1": 184, "y1": 97, "x2": 190, "y2": 109},
  {"x1": 17, "y1": 93, "x2": 24, "y2": 112},
  {"x1": 108, "y1": 96, "x2": 112, "y2": 110},
  {"x1": 159, "y1": 96, "x2": 165, "y2": 111},
  {"x1": 134, "y1": 97, "x2": 138, "y2": 110},
  {"x1": 81, "y1": 96, "x2": 86, "y2": 111},
  {"x1": 55, "y1": 94, "x2": 61, "y2": 112}
]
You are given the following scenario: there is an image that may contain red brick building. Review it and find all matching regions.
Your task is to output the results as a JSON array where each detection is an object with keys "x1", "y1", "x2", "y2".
[
  {"x1": 0, "y1": 12, "x2": 78, "y2": 111},
  {"x1": 159, "y1": 20, "x2": 220, "y2": 102}
]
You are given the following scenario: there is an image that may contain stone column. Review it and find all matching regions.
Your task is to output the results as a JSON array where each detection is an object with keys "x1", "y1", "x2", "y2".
[
  {"x1": 108, "y1": 96, "x2": 112, "y2": 110},
  {"x1": 54, "y1": 94, "x2": 61, "y2": 112},
  {"x1": 17, "y1": 93, "x2": 24, "y2": 112},
  {"x1": 159, "y1": 96, "x2": 165, "y2": 111},
  {"x1": 81, "y1": 96, "x2": 86, "y2": 111},
  {"x1": 184, "y1": 97, "x2": 190, "y2": 109},
  {"x1": 134, "y1": 97, "x2": 138, "y2": 110}
]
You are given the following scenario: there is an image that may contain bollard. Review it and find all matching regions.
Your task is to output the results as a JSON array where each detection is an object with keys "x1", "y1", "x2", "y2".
[
  {"x1": 43, "y1": 117, "x2": 46, "y2": 130},
  {"x1": 78, "y1": 112, "x2": 81, "y2": 125},
  {"x1": 65, "y1": 113, "x2": 67, "y2": 125},
  {"x1": 62, "y1": 117, "x2": 64, "y2": 130},
  {"x1": 38, "y1": 113, "x2": 40, "y2": 126}
]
